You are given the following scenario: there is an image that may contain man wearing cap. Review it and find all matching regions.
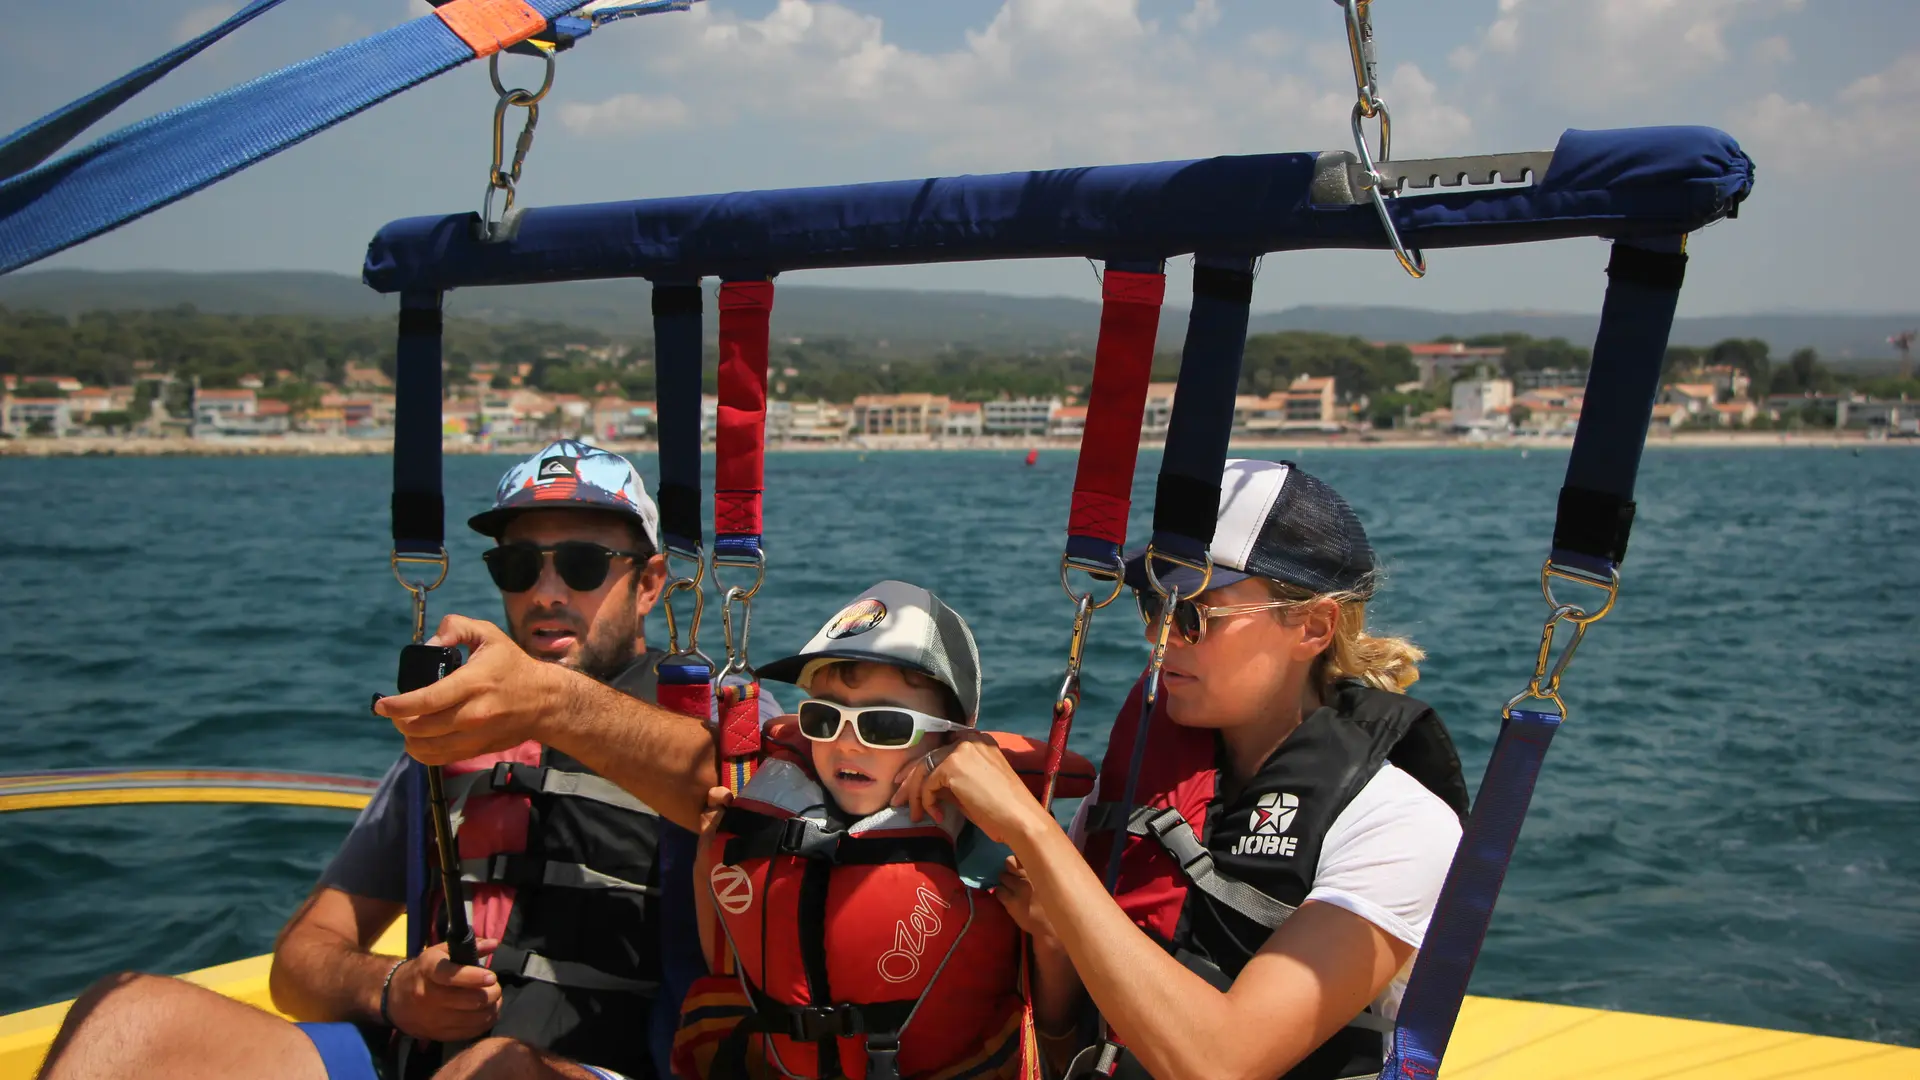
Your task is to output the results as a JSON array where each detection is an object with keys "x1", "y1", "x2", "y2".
[{"x1": 39, "y1": 441, "x2": 780, "y2": 1080}]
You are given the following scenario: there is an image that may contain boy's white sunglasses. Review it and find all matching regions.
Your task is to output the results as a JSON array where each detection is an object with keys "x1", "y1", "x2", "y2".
[{"x1": 797, "y1": 698, "x2": 965, "y2": 749}]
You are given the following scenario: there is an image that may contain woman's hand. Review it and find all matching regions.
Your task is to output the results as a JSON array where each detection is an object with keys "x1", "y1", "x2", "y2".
[
  {"x1": 890, "y1": 732, "x2": 1051, "y2": 845},
  {"x1": 994, "y1": 856, "x2": 1063, "y2": 944}
]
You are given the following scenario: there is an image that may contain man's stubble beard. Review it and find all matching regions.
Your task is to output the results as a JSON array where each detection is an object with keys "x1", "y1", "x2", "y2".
[{"x1": 509, "y1": 586, "x2": 644, "y2": 684}]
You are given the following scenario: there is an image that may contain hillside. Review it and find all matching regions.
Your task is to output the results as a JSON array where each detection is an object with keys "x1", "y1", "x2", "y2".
[{"x1": 2, "y1": 270, "x2": 1913, "y2": 364}]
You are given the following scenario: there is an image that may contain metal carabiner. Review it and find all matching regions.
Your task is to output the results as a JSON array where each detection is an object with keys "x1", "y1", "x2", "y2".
[
  {"x1": 718, "y1": 584, "x2": 755, "y2": 680},
  {"x1": 1337, "y1": 0, "x2": 1425, "y2": 279},
  {"x1": 661, "y1": 576, "x2": 706, "y2": 657},
  {"x1": 1502, "y1": 560, "x2": 1622, "y2": 720},
  {"x1": 390, "y1": 550, "x2": 450, "y2": 644}
]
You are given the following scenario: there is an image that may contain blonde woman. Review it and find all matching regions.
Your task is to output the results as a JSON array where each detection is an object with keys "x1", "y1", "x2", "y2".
[{"x1": 892, "y1": 459, "x2": 1470, "y2": 1080}]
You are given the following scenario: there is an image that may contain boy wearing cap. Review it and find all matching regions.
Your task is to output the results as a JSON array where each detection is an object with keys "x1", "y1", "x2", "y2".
[{"x1": 675, "y1": 581, "x2": 1078, "y2": 1080}]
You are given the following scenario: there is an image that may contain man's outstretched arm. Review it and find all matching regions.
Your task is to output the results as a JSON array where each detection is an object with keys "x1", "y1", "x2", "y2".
[{"x1": 372, "y1": 614, "x2": 718, "y2": 831}]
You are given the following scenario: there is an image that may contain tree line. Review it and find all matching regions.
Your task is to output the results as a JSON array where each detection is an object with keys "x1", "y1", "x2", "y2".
[{"x1": 3, "y1": 307, "x2": 1912, "y2": 419}]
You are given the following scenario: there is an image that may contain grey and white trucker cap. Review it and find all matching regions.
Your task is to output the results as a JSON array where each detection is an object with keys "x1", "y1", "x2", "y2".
[
  {"x1": 1123, "y1": 459, "x2": 1377, "y2": 599},
  {"x1": 756, "y1": 580, "x2": 982, "y2": 723}
]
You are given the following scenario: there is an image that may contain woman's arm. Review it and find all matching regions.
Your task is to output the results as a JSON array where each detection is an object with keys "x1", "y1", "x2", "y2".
[
  {"x1": 900, "y1": 739, "x2": 1413, "y2": 1080},
  {"x1": 1008, "y1": 820, "x2": 1408, "y2": 1080}
]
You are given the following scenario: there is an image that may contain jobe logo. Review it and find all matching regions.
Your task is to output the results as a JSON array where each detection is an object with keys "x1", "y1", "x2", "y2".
[
  {"x1": 877, "y1": 886, "x2": 951, "y2": 984},
  {"x1": 709, "y1": 863, "x2": 754, "y2": 915},
  {"x1": 1230, "y1": 792, "x2": 1300, "y2": 857}
]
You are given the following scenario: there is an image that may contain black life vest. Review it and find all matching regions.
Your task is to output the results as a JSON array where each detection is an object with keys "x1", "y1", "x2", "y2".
[
  {"x1": 423, "y1": 651, "x2": 669, "y2": 1078},
  {"x1": 1080, "y1": 678, "x2": 1469, "y2": 1080}
]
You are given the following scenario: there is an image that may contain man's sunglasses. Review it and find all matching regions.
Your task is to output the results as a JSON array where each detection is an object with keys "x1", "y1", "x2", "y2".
[
  {"x1": 1135, "y1": 590, "x2": 1307, "y2": 646},
  {"x1": 797, "y1": 698, "x2": 965, "y2": 750},
  {"x1": 482, "y1": 542, "x2": 645, "y2": 594}
]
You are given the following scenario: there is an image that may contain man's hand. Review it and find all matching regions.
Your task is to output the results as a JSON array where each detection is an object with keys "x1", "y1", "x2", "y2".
[
  {"x1": 384, "y1": 939, "x2": 504, "y2": 1042},
  {"x1": 373, "y1": 615, "x2": 565, "y2": 763}
]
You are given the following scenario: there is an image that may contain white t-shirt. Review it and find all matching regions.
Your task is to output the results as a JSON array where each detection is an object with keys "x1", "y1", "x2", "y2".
[{"x1": 1069, "y1": 761, "x2": 1461, "y2": 1021}]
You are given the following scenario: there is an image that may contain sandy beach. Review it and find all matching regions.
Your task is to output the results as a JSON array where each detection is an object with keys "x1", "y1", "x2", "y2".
[{"x1": 1, "y1": 430, "x2": 1908, "y2": 458}]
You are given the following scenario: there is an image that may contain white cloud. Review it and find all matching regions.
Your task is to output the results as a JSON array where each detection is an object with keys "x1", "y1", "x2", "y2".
[
  {"x1": 1732, "y1": 50, "x2": 1920, "y2": 176},
  {"x1": 1752, "y1": 35, "x2": 1793, "y2": 65},
  {"x1": 557, "y1": 93, "x2": 692, "y2": 135},
  {"x1": 1180, "y1": 0, "x2": 1221, "y2": 36},
  {"x1": 560, "y1": 0, "x2": 1469, "y2": 169},
  {"x1": 1452, "y1": 0, "x2": 1805, "y2": 110},
  {"x1": 173, "y1": 4, "x2": 235, "y2": 43}
]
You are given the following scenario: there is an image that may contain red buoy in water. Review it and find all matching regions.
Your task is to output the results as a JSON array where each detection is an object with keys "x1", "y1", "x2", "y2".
[{"x1": 1025, "y1": 449, "x2": 1039, "y2": 466}]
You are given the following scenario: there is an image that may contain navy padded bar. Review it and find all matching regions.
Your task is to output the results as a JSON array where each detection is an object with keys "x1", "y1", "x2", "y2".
[
  {"x1": 652, "y1": 281, "x2": 703, "y2": 551},
  {"x1": 364, "y1": 127, "x2": 1752, "y2": 292},
  {"x1": 392, "y1": 290, "x2": 444, "y2": 553}
]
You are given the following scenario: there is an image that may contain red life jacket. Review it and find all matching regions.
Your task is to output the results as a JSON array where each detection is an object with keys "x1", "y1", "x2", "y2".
[
  {"x1": 1078, "y1": 678, "x2": 1469, "y2": 1080},
  {"x1": 683, "y1": 721, "x2": 1093, "y2": 1080}
]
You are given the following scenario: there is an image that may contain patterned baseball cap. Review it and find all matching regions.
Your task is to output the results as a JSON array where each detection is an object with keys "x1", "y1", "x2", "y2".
[
  {"x1": 756, "y1": 580, "x2": 982, "y2": 724},
  {"x1": 467, "y1": 439, "x2": 661, "y2": 548},
  {"x1": 1124, "y1": 459, "x2": 1376, "y2": 598}
]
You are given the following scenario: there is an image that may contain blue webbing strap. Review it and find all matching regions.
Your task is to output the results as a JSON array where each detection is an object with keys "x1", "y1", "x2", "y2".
[
  {"x1": 1103, "y1": 255, "x2": 1255, "y2": 895},
  {"x1": 1382, "y1": 236, "x2": 1689, "y2": 1080},
  {"x1": 1553, "y1": 237, "x2": 1689, "y2": 576},
  {"x1": 1148, "y1": 255, "x2": 1256, "y2": 562},
  {"x1": 651, "y1": 281, "x2": 704, "y2": 553},
  {"x1": 1382, "y1": 709, "x2": 1562, "y2": 1080},
  {"x1": 0, "y1": 0, "x2": 586, "y2": 276},
  {"x1": 0, "y1": 0, "x2": 293, "y2": 184},
  {"x1": 392, "y1": 291, "x2": 445, "y2": 554}
]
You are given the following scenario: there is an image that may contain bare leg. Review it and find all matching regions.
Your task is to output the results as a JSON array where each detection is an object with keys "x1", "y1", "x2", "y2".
[
  {"x1": 38, "y1": 973, "x2": 330, "y2": 1080},
  {"x1": 433, "y1": 1037, "x2": 603, "y2": 1080}
]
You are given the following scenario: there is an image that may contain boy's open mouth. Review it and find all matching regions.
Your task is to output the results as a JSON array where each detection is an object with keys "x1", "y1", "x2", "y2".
[{"x1": 834, "y1": 767, "x2": 875, "y2": 786}]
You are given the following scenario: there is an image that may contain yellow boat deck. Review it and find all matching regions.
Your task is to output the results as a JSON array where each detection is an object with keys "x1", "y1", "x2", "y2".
[
  {"x1": 3, "y1": 774, "x2": 1912, "y2": 1078},
  {"x1": 2, "y1": 921, "x2": 1912, "y2": 1080}
]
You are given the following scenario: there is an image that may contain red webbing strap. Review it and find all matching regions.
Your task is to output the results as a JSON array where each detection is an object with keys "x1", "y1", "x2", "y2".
[
  {"x1": 714, "y1": 280, "x2": 774, "y2": 550},
  {"x1": 715, "y1": 681, "x2": 761, "y2": 795},
  {"x1": 654, "y1": 675, "x2": 711, "y2": 723},
  {"x1": 1067, "y1": 269, "x2": 1166, "y2": 549}
]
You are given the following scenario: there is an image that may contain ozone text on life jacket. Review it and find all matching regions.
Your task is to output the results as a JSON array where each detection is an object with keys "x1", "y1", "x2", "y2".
[{"x1": 676, "y1": 721, "x2": 1094, "y2": 1080}]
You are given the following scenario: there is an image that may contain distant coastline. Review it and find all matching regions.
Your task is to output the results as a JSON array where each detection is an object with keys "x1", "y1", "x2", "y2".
[{"x1": 3, "y1": 431, "x2": 1910, "y2": 458}]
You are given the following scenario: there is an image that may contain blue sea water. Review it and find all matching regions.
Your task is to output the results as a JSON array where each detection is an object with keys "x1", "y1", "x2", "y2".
[{"x1": 1, "y1": 447, "x2": 1916, "y2": 1047}]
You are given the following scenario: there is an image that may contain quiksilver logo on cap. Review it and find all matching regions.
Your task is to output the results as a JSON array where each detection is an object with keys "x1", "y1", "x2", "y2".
[
  {"x1": 825, "y1": 598, "x2": 887, "y2": 639},
  {"x1": 538, "y1": 457, "x2": 576, "y2": 480}
]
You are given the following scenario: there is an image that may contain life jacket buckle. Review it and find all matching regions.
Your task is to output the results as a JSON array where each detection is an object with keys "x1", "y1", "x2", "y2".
[
  {"x1": 788, "y1": 1003, "x2": 863, "y2": 1041},
  {"x1": 778, "y1": 817, "x2": 841, "y2": 860},
  {"x1": 489, "y1": 760, "x2": 540, "y2": 795}
]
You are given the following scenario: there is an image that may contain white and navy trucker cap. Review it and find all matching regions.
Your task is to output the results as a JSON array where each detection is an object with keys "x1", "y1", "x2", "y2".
[
  {"x1": 1123, "y1": 459, "x2": 1376, "y2": 598},
  {"x1": 756, "y1": 580, "x2": 982, "y2": 723}
]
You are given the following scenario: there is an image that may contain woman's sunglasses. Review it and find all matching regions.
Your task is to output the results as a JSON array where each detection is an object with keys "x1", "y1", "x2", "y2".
[
  {"x1": 797, "y1": 698, "x2": 965, "y2": 750},
  {"x1": 1135, "y1": 590, "x2": 1307, "y2": 646},
  {"x1": 482, "y1": 542, "x2": 644, "y2": 594}
]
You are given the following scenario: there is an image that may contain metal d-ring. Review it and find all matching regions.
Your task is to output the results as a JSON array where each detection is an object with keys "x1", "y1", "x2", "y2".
[{"x1": 1059, "y1": 552, "x2": 1126, "y2": 610}]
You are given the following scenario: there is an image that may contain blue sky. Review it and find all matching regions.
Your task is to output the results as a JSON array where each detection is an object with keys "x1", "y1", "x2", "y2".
[{"x1": 2, "y1": 0, "x2": 1915, "y2": 316}]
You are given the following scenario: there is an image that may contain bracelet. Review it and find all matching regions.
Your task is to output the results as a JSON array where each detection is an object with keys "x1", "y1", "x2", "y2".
[{"x1": 378, "y1": 958, "x2": 406, "y2": 1028}]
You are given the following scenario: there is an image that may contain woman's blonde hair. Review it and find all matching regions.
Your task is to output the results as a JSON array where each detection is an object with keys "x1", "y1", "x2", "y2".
[{"x1": 1264, "y1": 578, "x2": 1424, "y2": 694}]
